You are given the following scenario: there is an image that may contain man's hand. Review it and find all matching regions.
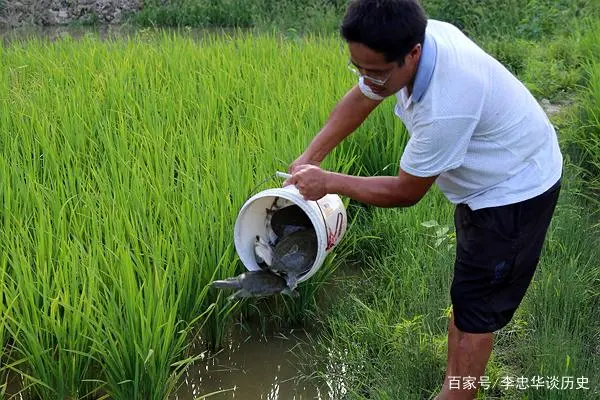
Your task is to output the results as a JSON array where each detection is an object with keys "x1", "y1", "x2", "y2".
[
  {"x1": 288, "y1": 153, "x2": 320, "y2": 175},
  {"x1": 283, "y1": 164, "x2": 330, "y2": 201}
]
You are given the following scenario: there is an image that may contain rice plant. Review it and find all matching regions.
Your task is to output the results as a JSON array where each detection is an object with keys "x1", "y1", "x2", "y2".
[{"x1": 0, "y1": 30, "x2": 383, "y2": 397}]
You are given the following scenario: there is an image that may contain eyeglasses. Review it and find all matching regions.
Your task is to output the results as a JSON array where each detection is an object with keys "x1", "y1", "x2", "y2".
[{"x1": 347, "y1": 60, "x2": 393, "y2": 86}]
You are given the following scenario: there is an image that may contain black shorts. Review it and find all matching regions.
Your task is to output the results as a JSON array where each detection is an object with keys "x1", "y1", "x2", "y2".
[{"x1": 451, "y1": 179, "x2": 561, "y2": 334}]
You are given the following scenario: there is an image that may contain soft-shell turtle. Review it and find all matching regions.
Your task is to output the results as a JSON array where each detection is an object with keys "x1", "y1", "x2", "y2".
[
  {"x1": 211, "y1": 270, "x2": 298, "y2": 301},
  {"x1": 270, "y1": 229, "x2": 318, "y2": 291},
  {"x1": 270, "y1": 205, "x2": 313, "y2": 239}
]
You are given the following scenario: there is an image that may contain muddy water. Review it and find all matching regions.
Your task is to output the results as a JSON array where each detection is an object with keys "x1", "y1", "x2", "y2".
[
  {"x1": 5, "y1": 373, "x2": 24, "y2": 399},
  {"x1": 4, "y1": 330, "x2": 346, "y2": 399},
  {"x1": 171, "y1": 330, "x2": 345, "y2": 400}
]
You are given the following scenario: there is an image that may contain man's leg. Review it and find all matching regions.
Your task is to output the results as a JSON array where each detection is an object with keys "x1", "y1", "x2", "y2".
[
  {"x1": 436, "y1": 311, "x2": 493, "y2": 400},
  {"x1": 435, "y1": 180, "x2": 561, "y2": 400}
]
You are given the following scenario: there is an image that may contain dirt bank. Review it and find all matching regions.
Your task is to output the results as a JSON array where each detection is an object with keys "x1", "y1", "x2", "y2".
[{"x1": 0, "y1": 0, "x2": 141, "y2": 27}]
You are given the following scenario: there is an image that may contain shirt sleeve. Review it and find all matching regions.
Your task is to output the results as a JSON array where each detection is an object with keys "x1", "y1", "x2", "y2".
[{"x1": 400, "y1": 116, "x2": 478, "y2": 177}]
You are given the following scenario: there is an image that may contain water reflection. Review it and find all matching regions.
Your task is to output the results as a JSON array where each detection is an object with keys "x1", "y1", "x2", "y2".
[
  {"x1": 323, "y1": 348, "x2": 349, "y2": 399},
  {"x1": 171, "y1": 330, "x2": 347, "y2": 400},
  {"x1": 0, "y1": 25, "x2": 243, "y2": 46},
  {"x1": 0, "y1": 24, "x2": 133, "y2": 44}
]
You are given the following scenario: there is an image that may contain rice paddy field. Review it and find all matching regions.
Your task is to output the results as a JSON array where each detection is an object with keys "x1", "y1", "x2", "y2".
[{"x1": 1, "y1": 1, "x2": 600, "y2": 399}]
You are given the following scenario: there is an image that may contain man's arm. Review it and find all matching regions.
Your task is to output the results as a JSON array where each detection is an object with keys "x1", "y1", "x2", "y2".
[
  {"x1": 291, "y1": 85, "x2": 382, "y2": 166},
  {"x1": 326, "y1": 169, "x2": 437, "y2": 208},
  {"x1": 285, "y1": 164, "x2": 437, "y2": 208}
]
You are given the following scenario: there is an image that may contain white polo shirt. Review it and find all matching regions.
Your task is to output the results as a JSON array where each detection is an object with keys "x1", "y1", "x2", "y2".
[{"x1": 361, "y1": 20, "x2": 563, "y2": 210}]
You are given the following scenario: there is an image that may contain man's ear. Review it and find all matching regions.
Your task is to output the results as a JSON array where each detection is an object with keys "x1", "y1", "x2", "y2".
[
  {"x1": 399, "y1": 43, "x2": 422, "y2": 67},
  {"x1": 409, "y1": 43, "x2": 422, "y2": 61}
]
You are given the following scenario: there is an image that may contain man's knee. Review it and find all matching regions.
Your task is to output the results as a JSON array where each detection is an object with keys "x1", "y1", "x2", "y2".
[{"x1": 449, "y1": 312, "x2": 494, "y2": 350}]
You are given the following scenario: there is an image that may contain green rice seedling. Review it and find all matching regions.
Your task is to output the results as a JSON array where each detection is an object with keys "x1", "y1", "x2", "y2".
[
  {"x1": 4, "y1": 8, "x2": 600, "y2": 399},
  {"x1": 0, "y1": 30, "x2": 372, "y2": 397},
  {"x1": 338, "y1": 100, "x2": 409, "y2": 178},
  {"x1": 91, "y1": 245, "x2": 216, "y2": 399},
  {"x1": 4, "y1": 226, "x2": 99, "y2": 398}
]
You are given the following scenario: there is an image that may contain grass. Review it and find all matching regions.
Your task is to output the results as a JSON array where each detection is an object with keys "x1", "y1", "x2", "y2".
[
  {"x1": 130, "y1": 0, "x2": 345, "y2": 33},
  {"x1": 425, "y1": 0, "x2": 600, "y2": 40},
  {"x1": 128, "y1": 0, "x2": 600, "y2": 41},
  {"x1": 302, "y1": 188, "x2": 455, "y2": 399},
  {"x1": 577, "y1": 61, "x2": 600, "y2": 204}
]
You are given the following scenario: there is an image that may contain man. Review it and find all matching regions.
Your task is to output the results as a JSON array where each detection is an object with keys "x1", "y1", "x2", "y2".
[{"x1": 283, "y1": 0, "x2": 563, "y2": 399}]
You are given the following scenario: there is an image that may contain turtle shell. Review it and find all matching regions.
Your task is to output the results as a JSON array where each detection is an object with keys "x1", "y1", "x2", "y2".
[
  {"x1": 271, "y1": 229, "x2": 318, "y2": 274},
  {"x1": 239, "y1": 270, "x2": 289, "y2": 295},
  {"x1": 270, "y1": 205, "x2": 313, "y2": 238}
]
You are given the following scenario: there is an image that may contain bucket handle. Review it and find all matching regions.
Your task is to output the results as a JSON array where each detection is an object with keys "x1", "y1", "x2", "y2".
[
  {"x1": 275, "y1": 171, "x2": 292, "y2": 180},
  {"x1": 247, "y1": 171, "x2": 292, "y2": 196}
]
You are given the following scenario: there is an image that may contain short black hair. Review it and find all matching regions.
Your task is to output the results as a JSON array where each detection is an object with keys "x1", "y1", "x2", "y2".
[{"x1": 341, "y1": 0, "x2": 427, "y2": 65}]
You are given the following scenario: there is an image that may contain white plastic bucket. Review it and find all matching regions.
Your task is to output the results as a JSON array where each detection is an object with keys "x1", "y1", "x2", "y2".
[{"x1": 234, "y1": 175, "x2": 347, "y2": 283}]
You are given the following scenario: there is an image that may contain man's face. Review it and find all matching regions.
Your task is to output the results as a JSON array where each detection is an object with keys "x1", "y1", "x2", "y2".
[{"x1": 348, "y1": 41, "x2": 421, "y2": 98}]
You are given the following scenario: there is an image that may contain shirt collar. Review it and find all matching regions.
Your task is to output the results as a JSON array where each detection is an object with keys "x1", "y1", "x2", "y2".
[{"x1": 410, "y1": 31, "x2": 437, "y2": 104}]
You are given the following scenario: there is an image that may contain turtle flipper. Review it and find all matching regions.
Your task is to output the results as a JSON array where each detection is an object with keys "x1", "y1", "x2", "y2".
[
  {"x1": 227, "y1": 289, "x2": 253, "y2": 301},
  {"x1": 285, "y1": 274, "x2": 298, "y2": 291},
  {"x1": 282, "y1": 287, "x2": 300, "y2": 298}
]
